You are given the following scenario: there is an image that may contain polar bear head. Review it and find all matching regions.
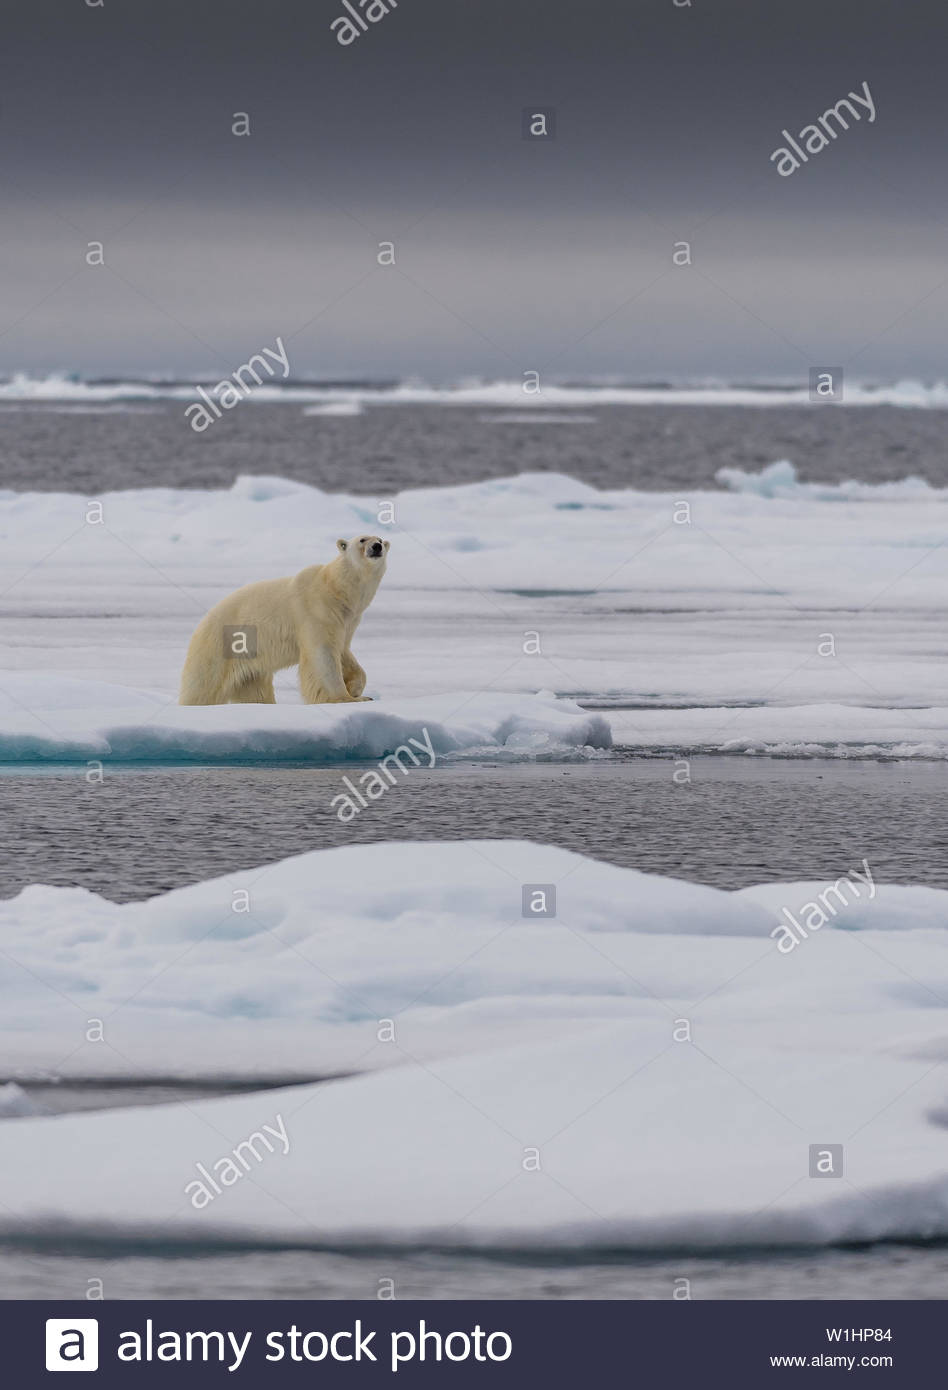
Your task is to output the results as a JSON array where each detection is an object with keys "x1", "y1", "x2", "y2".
[{"x1": 336, "y1": 534, "x2": 390, "y2": 566}]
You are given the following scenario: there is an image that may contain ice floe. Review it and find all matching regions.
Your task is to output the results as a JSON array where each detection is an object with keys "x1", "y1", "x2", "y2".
[
  {"x1": 1, "y1": 464, "x2": 947, "y2": 758},
  {"x1": 3, "y1": 840, "x2": 948, "y2": 1249},
  {"x1": 0, "y1": 682, "x2": 608, "y2": 764}
]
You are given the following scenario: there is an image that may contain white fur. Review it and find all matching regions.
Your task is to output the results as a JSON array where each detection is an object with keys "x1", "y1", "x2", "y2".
[{"x1": 179, "y1": 535, "x2": 389, "y2": 705}]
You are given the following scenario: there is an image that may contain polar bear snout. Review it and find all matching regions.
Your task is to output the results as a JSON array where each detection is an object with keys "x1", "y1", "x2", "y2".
[
  {"x1": 351, "y1": 535, "x2": 387, "y2": 560},
  {"x1": 337, "y1": 535, "x2": 389, "y2": 561}
]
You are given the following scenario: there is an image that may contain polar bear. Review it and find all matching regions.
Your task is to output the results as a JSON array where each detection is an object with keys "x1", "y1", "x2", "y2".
[{"x1": 179, "y1": 535, "x2": 389, "y2": 705}]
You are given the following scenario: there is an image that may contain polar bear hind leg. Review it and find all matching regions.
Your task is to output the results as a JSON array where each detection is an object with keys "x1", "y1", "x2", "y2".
[
  {"x1": 179, "y1": 641, "x2": 275, "y2": 705},
  {"x1": 179, "y1": 647, "x2": 227, "y2": 705}
]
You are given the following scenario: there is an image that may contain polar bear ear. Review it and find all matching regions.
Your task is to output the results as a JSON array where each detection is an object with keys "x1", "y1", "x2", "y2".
[
  {"x1": 383, "y1": 539, "x2": 390, "y2": 552},
  {"x1": 336, "y1": 538, "x2": 348, "y2": 552}
]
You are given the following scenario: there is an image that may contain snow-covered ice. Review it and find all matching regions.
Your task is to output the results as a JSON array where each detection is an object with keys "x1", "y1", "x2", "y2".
[
  {"x1": 1, "y1": 463, "x2": 948, "y2": 759},
  {"x1": 3, "y1": 840, "x2": 948, "y2": 1249}
]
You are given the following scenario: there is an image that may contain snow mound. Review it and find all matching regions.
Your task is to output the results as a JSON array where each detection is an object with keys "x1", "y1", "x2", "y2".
[
  {"x1": 0, "y1": 1083, "x2": 47, "y2": 1119},
  {"x1": 717, "y1": 459, "x2": 943, "y2": 502},
  {"x1": 3, "y1": 840, "x2": 948, "y2": 1249},
  {"x1": 0, "y1": 679, "x2": 610, "y2": 764}
]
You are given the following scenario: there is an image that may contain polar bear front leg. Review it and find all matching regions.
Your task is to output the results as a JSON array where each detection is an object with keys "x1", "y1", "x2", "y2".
[
  {"x1": 299, "y1": 643, "x2": 369, "y2": 704},
  {"x1": 341, "y1": 649, "x2": 367, "y2": 699}
]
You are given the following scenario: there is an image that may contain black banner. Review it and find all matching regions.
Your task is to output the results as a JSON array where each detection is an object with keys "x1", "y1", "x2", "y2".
[{"x1": 21, "y1": 1300, "x2": 933, "y2": 1385}]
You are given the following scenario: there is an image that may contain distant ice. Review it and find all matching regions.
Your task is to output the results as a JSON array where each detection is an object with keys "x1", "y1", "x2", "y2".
[
  {"x1": 5, "y1": 372, "x2": 948, "y2": 408},
  {"x1": 477, "y1": 412, "x2": 598, "y2": 425},
  {"x1": 302, "y1": 400, "x2": 364, "y2": 417}
]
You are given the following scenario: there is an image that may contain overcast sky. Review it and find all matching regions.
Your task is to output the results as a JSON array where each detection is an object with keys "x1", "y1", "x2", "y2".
[{"x1": 1, "y1": 0, "x2": 945, "y2": 381}]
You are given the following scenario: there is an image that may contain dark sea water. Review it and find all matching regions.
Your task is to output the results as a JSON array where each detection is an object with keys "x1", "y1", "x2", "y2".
[
  {"x1": 4, "y1": 1241, "x2": 948, "y2": 1302},
  {"x1": 0, "y1": 399, "x2": 944, "y2": 494},
  {"x1": 1, "y1": 400, "x2": 944, "y2": 1300},
  {"x1": 0, "y1": 756, "x2": 945, "y2": 902}
]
